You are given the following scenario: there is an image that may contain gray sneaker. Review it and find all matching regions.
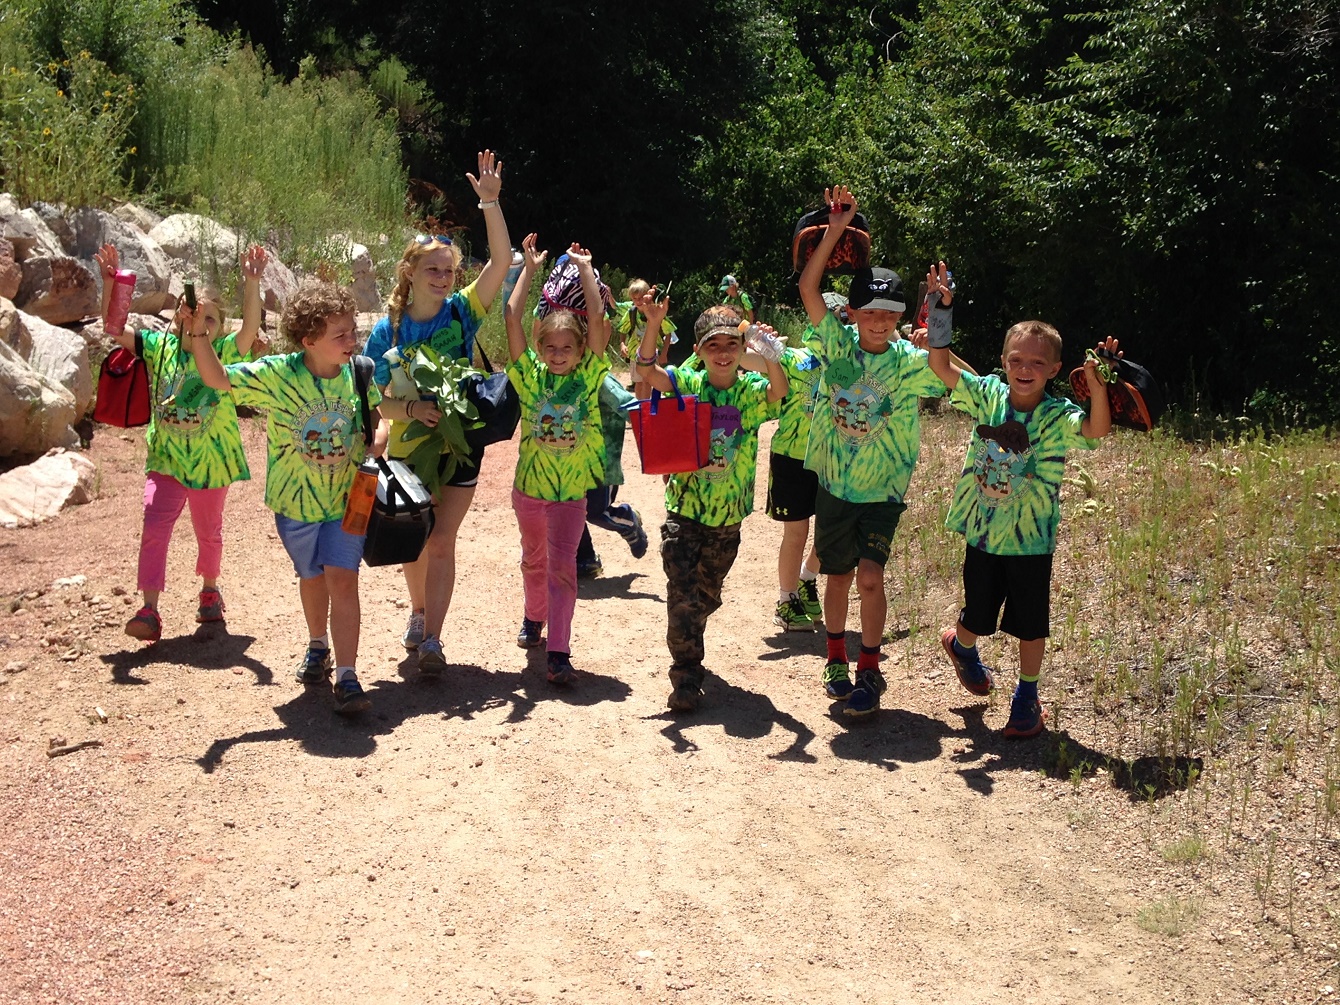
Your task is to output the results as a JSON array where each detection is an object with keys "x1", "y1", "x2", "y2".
[
  {"x1": 417, "y1": 635, "x2": 446, "y2": 677},
  {"x1": 401, "y1": 610, "x2": 426, "y2": 650}
]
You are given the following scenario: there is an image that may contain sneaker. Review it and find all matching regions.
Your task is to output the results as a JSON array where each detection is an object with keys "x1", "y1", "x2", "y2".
[
  {"x1": 333, "y1": 673, "x2": 371, "y2": 715},
  {"x1": 844, "y1": 667, "x2": 888, "y2": 718},
  {"x1": 296, "y1": 645, "x2": 332, "y2": 686},
  {"x1": 196, "y1": 588, "x2": 226, "y2": 624},
  {"x1": 124, "y1": 606, "x2": 162, "y2": 643},
  {"x1": 546, "y1": 652, "x2": 577, "y2": 685},
  {"x1": 1003, "y1": 695, "x2": 1047, "y2": 739},
  {"x1": 401, "y1": 610, "x2": 426, "y2": 651},
  {"x1": 620, "y1": 509, "x2": 649, "y2": 559},
  {"x1": 774, "y1": 597, "x2": 815, "y2": 632},
  {"x1": 822, "y1": 660, "x2": 854, "y2": 700},
  {"x1": 796, "y1": 577, "x2": 822, "y2": 622},
  {"x1": 577, "y1": 554, "x2": 603, "y2": 579},
  {"x1": 940, "y1": 629, "x2": 995, "y2": 697},
  {"x1": 667, "y1": 684, "x2": 701, "y2": 712},
  {"x1": 516, "y1": 618, "x2": 544, "y2": 649},
  {"x1": 417, "y1": 636, "x2": 446, "y2": 677}
]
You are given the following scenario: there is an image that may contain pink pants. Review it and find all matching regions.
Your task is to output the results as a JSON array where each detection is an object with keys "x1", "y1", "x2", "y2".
[
  {"x1": 511, "y1": 488, "x2": 587, "y2": 654},
  {"x1": 137, "y1": 472, "x2": 230, "y2": 593}
]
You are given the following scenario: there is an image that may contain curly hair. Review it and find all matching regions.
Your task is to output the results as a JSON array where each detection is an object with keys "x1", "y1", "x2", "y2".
[
  {"x1": 385, "y1": 236, "x2": 461, "y2": 335},
  {"x1": 281, "y1": 280, "x2": 358, "y2": 351},
  {"x1": 1002, "y1": 319, "x2": 1063, "y2": 362}
]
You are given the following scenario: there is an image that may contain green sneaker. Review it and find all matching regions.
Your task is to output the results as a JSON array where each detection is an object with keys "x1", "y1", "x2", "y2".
[
  {"x1": 774, "y1": 597, "x2": 815, "y2": 632},
  {"x1": 822, "y1": 660, "x2": 854, "y2": 700},
  {"x1": 796, "y1": 577, "x2": 822, "y2": 622}
]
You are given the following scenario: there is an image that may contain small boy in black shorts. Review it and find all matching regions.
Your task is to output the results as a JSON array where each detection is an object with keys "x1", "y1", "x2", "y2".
[{"x1": 922, "y1": 261, "x2": 1119, "y2": 737}]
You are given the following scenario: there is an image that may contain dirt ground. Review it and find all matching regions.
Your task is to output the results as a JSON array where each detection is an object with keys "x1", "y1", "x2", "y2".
[{"x1": 0, "y1": 413, "x2": 1318, "y2": 1004}]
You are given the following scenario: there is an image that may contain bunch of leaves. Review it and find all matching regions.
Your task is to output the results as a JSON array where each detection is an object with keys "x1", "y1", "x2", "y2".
[{"x1": 398, "y1": 345, "x2": 485, "y2": 496}]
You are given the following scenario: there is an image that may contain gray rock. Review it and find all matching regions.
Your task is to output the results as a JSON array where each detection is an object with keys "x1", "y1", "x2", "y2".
[
  {"x1": 347, "y1": 241, "x2": 381, "y2": 313},
  {"x1": 14, "y1": 310, "x2": 93, "y2": 415},
  {"x1": 112, "y1": 202, "x2": 162, "y2": 233},
  {"x1": 69, "y1": 207, "x2": 174, "y2": 312},
  {"x1": 148, "y1": 213, "x2": 242, "y2": 274},
  {"x1": 0, "y1": 238, "x2": 21, "y2": 301},
  {"x1": 30, "y1": 202, "x2": 76, "y2": 254},
  {"x1": 0, "y1": 207, "x2": 65, "y2": 260},
  {"x1": 257, "y1": 252, "x2": 298, "y2": 312},
  {"x1": 0, "y1": 340, "x2": 78, "y2": 459},
  {"x1": 15, "y1": 255, "x2": 99, "y2": 324},
  {"x1": 0, "y1": 448, "x2": 97, "y2": 529},
  {"x1": 0, "y1": 297, "x2": 19, "y2": 355}
]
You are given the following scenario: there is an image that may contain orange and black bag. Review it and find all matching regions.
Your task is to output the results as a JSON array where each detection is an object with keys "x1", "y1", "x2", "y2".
[
  {"x1": 791, "y1": 206, "x2": 871, "y2": 276},
  {"x1": 1069, "y1": 347, "x2": 1165, "y2": 432}
]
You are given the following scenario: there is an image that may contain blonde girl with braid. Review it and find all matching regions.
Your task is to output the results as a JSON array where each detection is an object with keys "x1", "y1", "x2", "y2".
[{"x1": 361, "y1": 150, "x2": 513, "y2": 675}]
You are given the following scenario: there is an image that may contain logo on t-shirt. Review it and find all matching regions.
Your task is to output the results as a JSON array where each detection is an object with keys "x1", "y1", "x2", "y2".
[
  {"x1": 531, "y1": 385, "x2": 587, "y2": 454},
  {"x1": 703, "y1": 405, "x2": 743, "y2": 481},
  {"x1": 293, "y1": 398, "x2": 355, "y2": 466},
  {"x1": 971, "y1": 420, "x2": 1036, "y2": 503},
  {"x1": 155, "y1": 372, "x2": 213, "y2": 437},
  {"x1": 825, "y1": 359, "x2": 893, "y2": 441}
]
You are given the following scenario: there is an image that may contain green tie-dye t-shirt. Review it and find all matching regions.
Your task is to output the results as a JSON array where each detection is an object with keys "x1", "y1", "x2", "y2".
[
  {"x1": 224, "y1": 353, "x2": 381, "y2": 523},
  {"x1": 769, "y1": 345, "x2": 822, "y2": 461},
  {"x1": 804, "y1": 312, "x2": 945, "y2": 503},
  {"x1": 141, "y1": 330, "x2": 250, "y2": 490},
  {"x1": 507, "y1": 348, "x2": 610, "y2": 502},
  {"x1": 945, "y1": 372, "x2": 1098, "y2": 556},
  {"x1": 664, "y1": 368, "x2": 778, "y2": 527}
]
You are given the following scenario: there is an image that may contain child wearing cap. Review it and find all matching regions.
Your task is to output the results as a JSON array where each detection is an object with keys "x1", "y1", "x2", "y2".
[
  {"x1": 635, "y1": 295, "x2": 788, "y2": 712},
  {"x1": 719, "y1": 274, "x2": 756, "y2": 323},
  {"x1": 798, "y1": 185, "x2": 949, "y2": 717},
  {"x1": 921, "y1": 261, "x2": 1118, "y2": 738}
]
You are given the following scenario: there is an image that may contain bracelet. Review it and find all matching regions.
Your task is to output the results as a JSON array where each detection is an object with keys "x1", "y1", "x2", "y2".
[
  {"x1": 477, "y1": 199, "x2": 499, "y2": 210},
  {"x1": 636, "y1": 352, "x2": 658, "y2": 366},
  {"x1": 407, "y1": 401, "x2": 416, "y2": 419}
]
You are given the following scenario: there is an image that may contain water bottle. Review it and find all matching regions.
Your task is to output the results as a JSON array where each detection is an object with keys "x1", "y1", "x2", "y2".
[
  {"x1": 500, "y1": 249, "x2": 524, "y2": 307},
  {"x1": 106, "y1": 270, "x2": 136, "y2": 337},
  {"x1": 341, "y1": 460, "x2": 379, "y2": 536}
]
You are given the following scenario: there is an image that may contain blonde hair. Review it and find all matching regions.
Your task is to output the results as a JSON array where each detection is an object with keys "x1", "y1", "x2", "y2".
[
  {"x1": 625, "y1": 278, "x2": 651, "y2": 300},
  {"x1": 385, "y1": 236, "x2": 461, "y2": 335},
  {"x1": 282, "y1": 280, "x2": 358, "y2": 351},
  {"x1": 535, "y1": 309, "x2": 587, "y2": 351},
  {"x1": 1002, "y1": 320, "x2": 1063, "y2": 362}
]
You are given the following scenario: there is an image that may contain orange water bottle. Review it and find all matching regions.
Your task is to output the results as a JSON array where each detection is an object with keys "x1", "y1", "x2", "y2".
[{"x1": 341, "y1": 460, "x2": 379, "y2": 535}]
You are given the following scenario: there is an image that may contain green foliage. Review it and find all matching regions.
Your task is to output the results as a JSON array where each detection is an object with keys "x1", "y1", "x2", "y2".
[{"x1": 400, "y1": 346, "x2": 483, "y2": 497}]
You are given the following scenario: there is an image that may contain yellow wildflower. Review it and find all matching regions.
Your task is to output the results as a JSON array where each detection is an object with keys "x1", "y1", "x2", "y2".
[
  {"x1": 103, "y1": 89, "x2": 111, "y2": 97},
  {"x1": 129, "y1": 146, "x2": 137, "y2": 155},
  {"x1": 42, "y1": 127, "x2": 52, "y2": 136},
  {"x1": 56, "y1": 89, "x2": 64, "y2": 98},
  {"x1": 79, "y1": 50, "x2": 91, "y2": 59}
]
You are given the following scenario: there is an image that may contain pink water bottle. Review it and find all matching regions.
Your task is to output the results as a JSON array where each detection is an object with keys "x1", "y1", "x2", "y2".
[{"x1": 106, "y1": 270, "x2": 136, "y2": 336}]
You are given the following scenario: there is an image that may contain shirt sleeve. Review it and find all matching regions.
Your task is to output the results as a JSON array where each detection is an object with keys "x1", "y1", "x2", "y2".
[
  {"x1": 364, "y1": 318, "x2": 394, "y2": 387},
  {"x1": 740, "y1": 373, "x2": 778, "y2": 429},
  {"x1": 1057, "y1": 400, "x2": 1100, "y2": 451},
  {"x1": 901, "y1": 345, "x2": 948, "y2": 398},
  {"x1": 224, "y1": 358, "x2": 279, "y2": 409}
]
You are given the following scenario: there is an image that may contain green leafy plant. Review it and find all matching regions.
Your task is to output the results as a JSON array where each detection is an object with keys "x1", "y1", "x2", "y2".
[{"x1": 397, "y1": 346, "x2": 485, "y2": 496}]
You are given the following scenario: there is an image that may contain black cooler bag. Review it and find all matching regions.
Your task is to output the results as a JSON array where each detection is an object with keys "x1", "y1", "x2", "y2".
[{"x1": 363, "y1": 457, "x2": 435, "y2": 566}]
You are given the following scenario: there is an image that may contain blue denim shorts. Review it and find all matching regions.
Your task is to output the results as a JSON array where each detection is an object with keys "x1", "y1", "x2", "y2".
[{"x1": 274, "y1": 514, "x2": 365, "y2": 579}]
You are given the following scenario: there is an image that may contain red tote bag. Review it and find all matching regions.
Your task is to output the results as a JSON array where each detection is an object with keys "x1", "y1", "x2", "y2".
[
  {"x1": 629, "y1": 371, "x2": 712, "y2": 475},
  {"x1": 93, "y1": 334, "x2": 151, "y2": 428}
]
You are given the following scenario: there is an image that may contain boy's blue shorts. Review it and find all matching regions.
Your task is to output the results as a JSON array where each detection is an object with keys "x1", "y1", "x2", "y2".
[{"x1": 274, "y1": 514, "x2": 365, "y2": 579}]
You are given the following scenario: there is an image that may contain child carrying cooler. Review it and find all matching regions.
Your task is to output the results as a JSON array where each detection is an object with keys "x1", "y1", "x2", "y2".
[{"x1": 504, "y1": 235, "x2": 613, "y2": 685}]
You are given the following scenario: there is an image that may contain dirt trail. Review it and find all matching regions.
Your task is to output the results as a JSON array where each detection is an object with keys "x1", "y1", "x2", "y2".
[{"x1": 0, "y1": 414, "x2": 1299, "y2": 1003}]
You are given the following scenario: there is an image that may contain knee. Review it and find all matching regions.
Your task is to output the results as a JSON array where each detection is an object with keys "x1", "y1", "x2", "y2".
[{"x1": 855, "y1": 567, "x2": 884, "y2": 596}]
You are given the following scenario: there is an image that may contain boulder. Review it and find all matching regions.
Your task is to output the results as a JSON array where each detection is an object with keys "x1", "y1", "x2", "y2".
[
  {"x1": 0, "y1": 194, "x2": 18, "y2": 216},
  {"x1": 0, "y1": 448, "x2": 97, "y2": 529},
  {"x1": 112, "y1": 202, "x2": 162, "y2": 233},
  {"x1": 0, "y1": 298, "x2": 18, "y2": 355},
  {"x1": 69, "y1": 207, "x2": 174, "y2": 312},
  {"x1": 257, "y1": 252, "x2": 298, "y2": 312},
  {"x1": 79, "y1": 311, "x2": 169, "y2": 355},
  {"x1": 0, "y1": 206, "x2": 66, "y2": 260},
  {"x1": 0, "y1": 238, "x2": 20, "y2": 301},
  {"x1": 148, "y1": 213, "x2": 242, "y2": 273},
  {"x1": 347, "y1": 241, "x2": 381, "y2": 312},
  {"x1": 30, "y1": 202, "x2": 76, "y2": 254},
  {"x1": 15, "y1": 255, "x2": 99, "y2": 324},
  {"x1": 14, "y1": 310, "x2": 93, "y2": 415},
  {"x1": 0, "y1": 340, "x2": 78, "y2": 459}
]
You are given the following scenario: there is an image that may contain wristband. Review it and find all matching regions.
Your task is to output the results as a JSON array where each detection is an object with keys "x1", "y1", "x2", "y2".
[
  {"x1": 407, "y1": 401, "x2": 416, "y2": 420},
  {"x1": 926, "y1": 296, "x2": 954, "y2": 349},
  {"x1": 477, "y1": 200, "x2": 499, "y2": 210},
  {"x1": 636, "y1": 352, "x2": 658, "y2": 366}
]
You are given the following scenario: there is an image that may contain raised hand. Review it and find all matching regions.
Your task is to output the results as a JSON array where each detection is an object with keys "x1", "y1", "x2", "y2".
[
  {"x1": 93, "y1": 243, "x2": 119, "y2": 280},
  {"x1": 240, "y1": 245, "x2": 268, "y2": 280},
  {"x1": 1083, "y1": 337, "x2": 1123, "y2": 394},
  {"x1": 641, "y1": 291, "x2": 669, "y2": 330},
  {"x1": 466, "y1": 149, "x2": 503, "y2": 202},
  {"x1": 823, "y1": 185, "x2": 859, "y2": 228},
  {"x1": 566, "y1": 242, "x2": 593, "y2": 269},
  {"x1": 746, "y1": 323, "x2": 785, "y2": 363},
  {"x1": 925, "y1": 260, "x2": 954, "y2": 307},
  {"x1": 521, "y1": 232, "x2": 547, "y2": 271}
]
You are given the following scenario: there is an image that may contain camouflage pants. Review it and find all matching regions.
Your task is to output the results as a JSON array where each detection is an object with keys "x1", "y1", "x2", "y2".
[{"x1": 661, "y1": 515, "x2": 742, "y2": 689}]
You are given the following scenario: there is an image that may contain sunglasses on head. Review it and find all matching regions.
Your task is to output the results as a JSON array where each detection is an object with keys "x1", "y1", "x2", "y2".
[{"x1": 415, "y1": 234, "x2": 454, "y2": 246}]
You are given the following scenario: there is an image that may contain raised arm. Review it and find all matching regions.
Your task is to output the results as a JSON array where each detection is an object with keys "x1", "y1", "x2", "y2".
[
  {"x1": 92, "y1": 243, "x2": 137, "y2": 351},
  {"x1": 464, "y1": 149, "x2": 512, "y2": 310},
  {"x1": 922, "y1": 261, "x2": 963, "y2": 392},
  {"x1": 507, "y1": 233, "x2": 546, "y2": 363},
  {"x1": 1081, "y1": 337, "x2": 1120, "y2": 439},
  {"x1": 184, "y1": 306, "x2": 231, "y2": 390},
  {"x1": 744, "y1": 325, "x2": 791, "y2": 403},
  {"x1": 235, "y1": 245, "x2": 267, "y2": 357},
  {"x1": 799, "y1": 186, "x2": 859, "y2": 327},
  {"x1": 567, "y1": 242, "x2": 611, "y2": 357},
  {"x1": 635, "y1": 293, "x2": 676, "y2": 394}
]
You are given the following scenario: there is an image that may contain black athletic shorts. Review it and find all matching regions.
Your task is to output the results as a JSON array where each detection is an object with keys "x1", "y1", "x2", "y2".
[
  {"x1": 813, "y1": 486, "x2": 906, "y2": 574},
  {"x1": 766, "y1": 452, "x2": 819, "y2": 521},
  {"x1": 959, "y1": 544, "x2": 1053, "y2": 641}
]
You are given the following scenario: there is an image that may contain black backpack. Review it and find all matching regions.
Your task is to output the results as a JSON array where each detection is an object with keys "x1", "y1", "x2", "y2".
[{"x1": 1069, "y1": 349, "x2": 1166, "y2": 432}]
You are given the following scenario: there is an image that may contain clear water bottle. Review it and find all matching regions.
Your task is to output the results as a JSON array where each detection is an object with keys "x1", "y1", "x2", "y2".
[{"x1": 501, "y1": 249, "x2": 524, "y2": 307}]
